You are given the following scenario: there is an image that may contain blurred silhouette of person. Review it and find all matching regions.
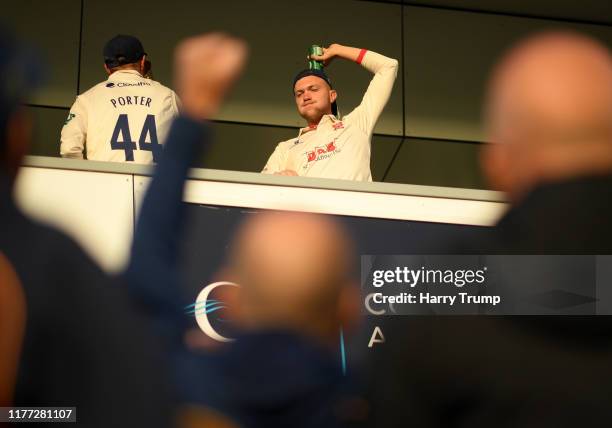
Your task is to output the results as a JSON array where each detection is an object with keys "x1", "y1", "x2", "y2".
[
  {"x1": 126, "y1": 34, "x2": 366, "y2": 427},
  {"x1": 206, "y1": 211, "x2": 364, "y2": 428},
  {"x1": 481, "y1": 31, "x2": 612, "y2": 252},
  {"x1": 0, "y1": 27, "x2": 172, "y2": 428},
  {"x1": 228, "y1": 211, "x2": 357, "y2": 345},
  {"x1": 368, "y1": 31, "x2": 612, "y2": 428}
]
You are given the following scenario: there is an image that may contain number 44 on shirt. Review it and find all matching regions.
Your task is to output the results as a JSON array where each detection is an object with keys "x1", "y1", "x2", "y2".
[{"x1": 110, "y1": 114, "x2": 162, "y2": 162}]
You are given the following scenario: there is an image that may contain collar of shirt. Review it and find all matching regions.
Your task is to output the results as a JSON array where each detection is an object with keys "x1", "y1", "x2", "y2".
[
  {"x1": 296, "y1": 114, "x2": 339, "y2": 138},
  {"x1": 107, "y1": 69, "x2": 143, "y2": 81}
]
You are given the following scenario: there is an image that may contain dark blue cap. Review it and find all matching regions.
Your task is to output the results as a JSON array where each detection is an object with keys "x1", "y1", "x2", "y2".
[
  {"x1": 103, "y1": 35, "x2": 145, "y2": 68},
  {"x1": 292, "y1": 69, "x2": 338, "y2": 116},
  {"x1": 0, "y1": 26, "x2": 44, "y2": 152}
]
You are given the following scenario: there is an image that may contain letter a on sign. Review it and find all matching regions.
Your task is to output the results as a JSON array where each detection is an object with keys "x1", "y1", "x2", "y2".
[{"x1": 368, "y1": 326, "x2": 385, "y2": 348}]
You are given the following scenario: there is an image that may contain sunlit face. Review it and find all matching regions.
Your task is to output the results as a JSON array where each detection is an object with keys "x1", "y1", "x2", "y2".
[{"x1": 294, "y1": 75, "x2": 337, "y2": 124}]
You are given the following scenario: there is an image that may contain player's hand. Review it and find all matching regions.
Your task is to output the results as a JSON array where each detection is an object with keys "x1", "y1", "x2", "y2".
[
  {"x1": 174, "y1": 33, "x2": 248, "y2": 120},
  {"x1": 274, "y1": 170, "x2": 298, "y2": 176},
  {"x1": 308, "y1": 44, "x2": 341, "y2": 67}
]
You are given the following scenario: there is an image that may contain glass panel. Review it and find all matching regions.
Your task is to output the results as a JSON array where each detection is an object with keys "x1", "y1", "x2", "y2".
[
  {"x1": 3, "y1": 1, "x2": 81, "y2": 107},
  {"x1": 384, "y1": 137, "x2": 486, "y2": 189},
  {"x1": 404, "y1": 5, "x2": 612, "y2": 142},
  {"x1": 80, "y1": 0, "x2": 403, "y2": 135},
  {"x1": 26, "y1": 106, "x2": 68, "y2": 158}
]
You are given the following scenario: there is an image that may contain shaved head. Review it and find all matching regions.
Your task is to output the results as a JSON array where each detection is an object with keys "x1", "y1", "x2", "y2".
[
  {"x1": 483, "y1": 32, "x2": 612, "y2": 200},
  {"x1": 224, "y1": 211, "x2": 357, "y2": 344}
]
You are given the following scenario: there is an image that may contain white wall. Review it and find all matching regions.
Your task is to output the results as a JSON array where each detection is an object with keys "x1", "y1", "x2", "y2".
[
  {"x1": 14, "y1": 167, "x2": 134, "y2": 273},
  {"x1": 14, "y1": 165, "x2": 505, "y2": 273}
]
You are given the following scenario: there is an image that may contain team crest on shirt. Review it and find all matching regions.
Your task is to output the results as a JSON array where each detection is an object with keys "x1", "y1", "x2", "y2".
[
  {"x1": 332, "y1": 121, "x2": 344, "y2": 130},
  {"x1": 305, "y1": 140, "x2": 339, "y2": 163},
  {"x1": 64, "y1": 113, "x2": 75, "y2": 125}
]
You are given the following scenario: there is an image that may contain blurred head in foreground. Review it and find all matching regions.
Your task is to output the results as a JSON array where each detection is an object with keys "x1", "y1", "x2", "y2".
[
  {"x1": 482, "y1": 31, "x2": 612, "y2": 202},
  {"x1": 0, "y1": 28, "x2": 42, "y2": 184},
  {"x1": 223, "y1": 211, "x2": 359, "y2": 346}
]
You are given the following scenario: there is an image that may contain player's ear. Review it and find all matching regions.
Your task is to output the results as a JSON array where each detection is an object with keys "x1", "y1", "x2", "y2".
[
  {"x1": 103, "y1": 64, "x2": 111, "y2": 75},
  {"x1": 140, "y1": 56, "x2": 147, "y2": 75},
  {"x1": 329, "y1": 89, "x2": 337, "y2": 104}
]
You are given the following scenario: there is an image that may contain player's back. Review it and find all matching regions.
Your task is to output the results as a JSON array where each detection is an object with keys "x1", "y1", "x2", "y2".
[{"x1": 61, "y1": 70, "x2": 179, "y2": 164}]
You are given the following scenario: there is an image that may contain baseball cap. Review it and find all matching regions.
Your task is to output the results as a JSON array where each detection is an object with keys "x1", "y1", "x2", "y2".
[
  {"x1": 0, "y1": 26, "x2": 44, "y2": 152},
  {"x1": 292, "y1": 69, "x2": 338, "y2": 117},
  {"x1": 103, "y1": 35, "x2": 145, "y2": 68}
]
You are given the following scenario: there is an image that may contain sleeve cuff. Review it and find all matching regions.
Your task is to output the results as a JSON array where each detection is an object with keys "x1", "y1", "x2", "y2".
[{"x1": 355, "y1": 49, "x2": 367, "y2": 65}]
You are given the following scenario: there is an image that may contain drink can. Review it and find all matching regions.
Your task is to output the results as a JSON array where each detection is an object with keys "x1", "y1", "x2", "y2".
[{"x1": 308, "y1": 45, "x2": 324, "y2": 70}]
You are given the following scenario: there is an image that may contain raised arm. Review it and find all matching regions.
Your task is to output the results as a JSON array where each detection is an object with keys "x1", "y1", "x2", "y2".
[
  {"x1": 125, "y1": 34, "x2": 247, "y2": 332},
  {"x1": 312, "y1": 44, "x2": 399, "y2": 135},
  {"x1": 310, "y1": 44, "x2": 363, "y2": 64}
]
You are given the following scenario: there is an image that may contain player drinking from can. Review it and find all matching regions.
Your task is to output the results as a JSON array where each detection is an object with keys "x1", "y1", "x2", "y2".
[{"x1": 262, "y1": 44, "x2": 398, "y2": 181}]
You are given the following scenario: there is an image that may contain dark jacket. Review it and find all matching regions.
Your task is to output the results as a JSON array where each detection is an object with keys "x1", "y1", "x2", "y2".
[
  {"x1": 0, "y1": 177, "x2": 172, "y2": 428},
  {"x1": 368, "y1": 174, "x2": 612, "y2": 428},
  {"x1": 482, "y1": 174, "x2": 612, "y2": 254},
  {"x1": 188, "y1": 331, "x2": 352, "y2": 428}
]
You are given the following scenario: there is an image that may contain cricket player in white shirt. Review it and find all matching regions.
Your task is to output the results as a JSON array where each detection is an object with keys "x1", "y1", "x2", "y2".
[
  {"x1": 262, "y1": 44, "x2": 398, "y2": 181},
  {"x1": 60, "y1": 35, "x2": 180, "y2": 163}
]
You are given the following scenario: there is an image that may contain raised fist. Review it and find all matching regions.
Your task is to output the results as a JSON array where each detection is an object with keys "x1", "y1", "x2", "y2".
[{"x1": 174, "y1": 33, "x2": 248, "y2": 120}]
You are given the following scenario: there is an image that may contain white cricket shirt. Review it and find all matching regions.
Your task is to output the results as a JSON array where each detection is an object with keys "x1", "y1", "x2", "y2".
[
  {"x1": 262, "y1": 50, "x2": 398, "y2": 181},
  {"x1": 60, "y1": 70, "x2": 180, "y2": 164}
]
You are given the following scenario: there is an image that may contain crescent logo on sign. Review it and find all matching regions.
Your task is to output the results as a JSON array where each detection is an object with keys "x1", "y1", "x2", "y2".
[
  {"x1": 364, "y1": 293, "x2": 397, "y2": 316},
  {"x1": 364, "y1": 293, "x2": 386, "y2": 315},
  {"x1": 186, "y1": 281, "x2": 240, "y2": 342}
]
